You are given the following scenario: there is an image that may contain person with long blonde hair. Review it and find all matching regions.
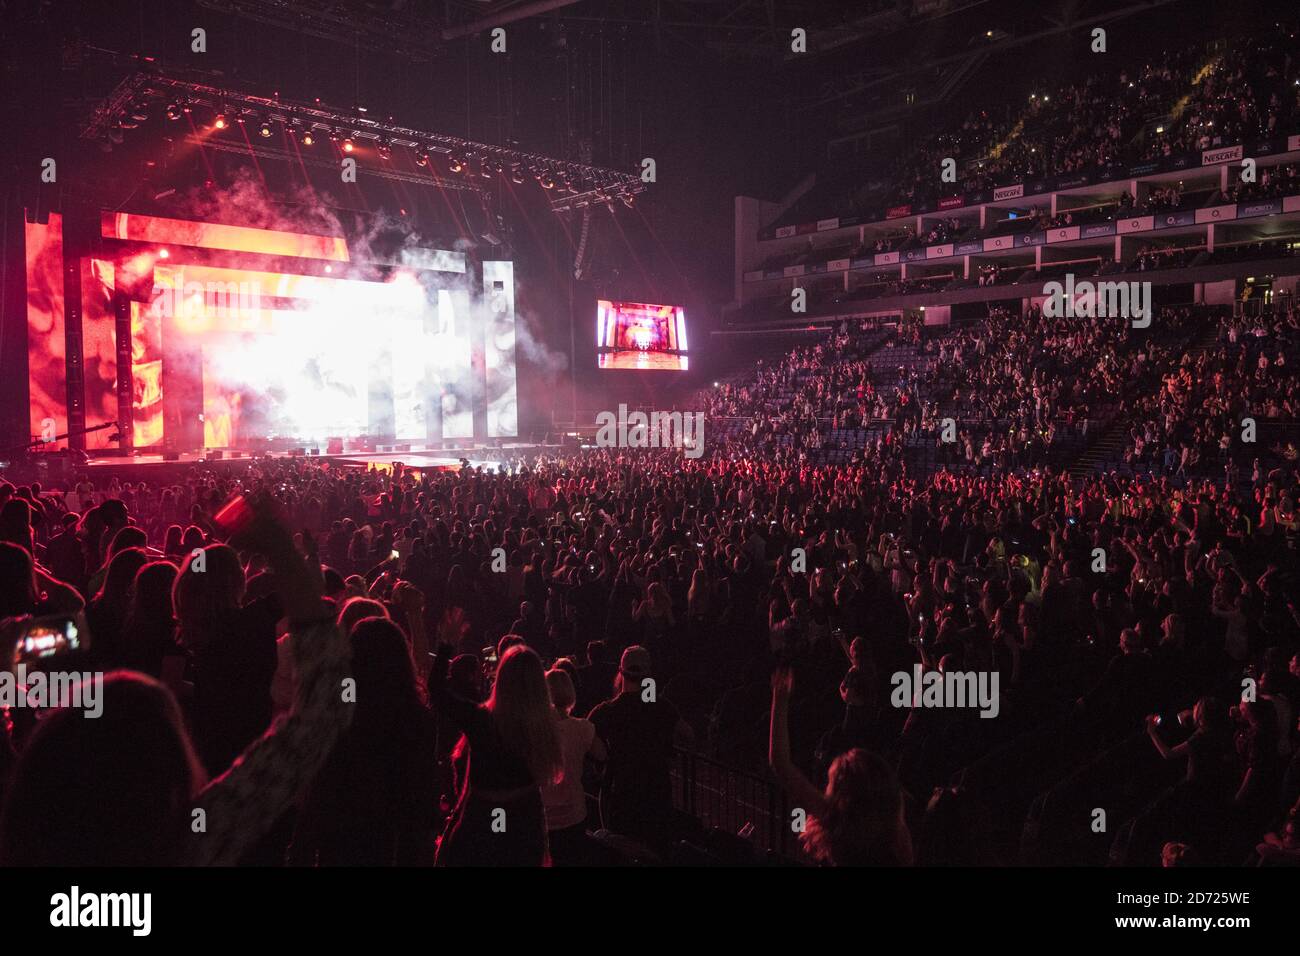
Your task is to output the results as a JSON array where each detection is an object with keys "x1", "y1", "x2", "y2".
[
  {"x1": 431, "y1": 608, "x2": 562, "y2": 866},
  {"x1": 543, "y1": 667, "x2": 607, "y2": 864}
]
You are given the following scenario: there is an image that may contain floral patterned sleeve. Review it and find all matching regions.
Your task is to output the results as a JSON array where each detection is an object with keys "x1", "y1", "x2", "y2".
[{"x1": 186, "y1": 619, "x2": 352, "y2": 866}]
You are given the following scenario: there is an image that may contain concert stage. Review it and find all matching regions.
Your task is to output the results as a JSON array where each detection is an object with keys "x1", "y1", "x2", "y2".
[{"x1": 19, "y1": 209, "x2": 523, "y2": 463}]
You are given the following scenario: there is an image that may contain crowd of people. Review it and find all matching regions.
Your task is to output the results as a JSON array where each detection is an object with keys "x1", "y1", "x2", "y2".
[
  {"x1": 712, "y1": 302, "x2": 1230, "y2": 474},
  {"x1": 1, "y1": 293, "x2": 1298, "y2": 867},
  {"x1": 1121, "y1": 309, "x2": 1300, "y2": 482},
  {"x1": 1220, "y1": 161, "x2": 1300, "y2": 205},
  {"x1": 909, "y1": 304, "x2": 1200, "y2": 472},
  {"x1": 781, "y1": 26, "x2": 1300, "y2": 233},
  {"x1": 1132, "y1": 245, "x2": 1200, "y2": 272}
]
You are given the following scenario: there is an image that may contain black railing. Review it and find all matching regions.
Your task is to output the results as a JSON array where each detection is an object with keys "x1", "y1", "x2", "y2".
[{"x1": 671, "y1": 748, "x2": 802, "y2": 860}]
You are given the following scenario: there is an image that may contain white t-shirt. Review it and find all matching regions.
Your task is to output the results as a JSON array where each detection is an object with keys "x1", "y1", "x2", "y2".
[
  {"x1": 543, "y1": 716, "x2": 596, "y2": 831},
  {"x1": 1214, "y1": 605, "x2": 1249, "y2": 662}
]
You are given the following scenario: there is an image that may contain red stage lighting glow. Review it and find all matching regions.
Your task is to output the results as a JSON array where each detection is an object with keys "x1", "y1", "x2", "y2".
[{"x1": 102, "y1": 212, "x2": 350, "y2": 262}]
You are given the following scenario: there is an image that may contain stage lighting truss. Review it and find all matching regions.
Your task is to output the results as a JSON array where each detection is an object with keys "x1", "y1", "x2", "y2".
[{"x1": 81, "y1": 70, "x2": 647, "y2": 213}]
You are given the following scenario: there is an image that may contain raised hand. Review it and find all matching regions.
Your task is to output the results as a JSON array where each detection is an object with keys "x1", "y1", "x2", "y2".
[{"x1": 437, "y1": 607, "x2": 468, "y2": 650}]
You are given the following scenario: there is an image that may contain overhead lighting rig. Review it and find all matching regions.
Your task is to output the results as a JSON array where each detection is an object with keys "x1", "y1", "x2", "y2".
[{"x1": 81, "y1": 68, "x2": 647, "y2": 213}]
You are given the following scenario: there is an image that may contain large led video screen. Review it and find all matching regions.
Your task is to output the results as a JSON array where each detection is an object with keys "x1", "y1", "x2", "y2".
[
  {"x1": 24, "y1": 212, "x2": 518, "y2": 451},
  {"x1": 24, "y1": 213, "x2": 68, "y2": 449},
  {"x1": 596, "y1": 299, "x2": 689, "y2": 371}
]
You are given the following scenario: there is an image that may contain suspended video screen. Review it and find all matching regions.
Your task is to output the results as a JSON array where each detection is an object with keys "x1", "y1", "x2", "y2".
[{"x1": 596, "y1": 299, "x2": 688, "y2": 371}]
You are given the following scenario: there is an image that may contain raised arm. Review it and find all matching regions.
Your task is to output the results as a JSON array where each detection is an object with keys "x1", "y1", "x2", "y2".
[
  {"x1": 426, "y1": 607, "x2": 482, "y2": 737},
  {"x1": 1144, "y1": 715, "x2": 1191, "y2": 762},
  {"x1": 189, "y1": 502, "x2": 351, "y2": 866},
  {"x1": 392, "y1": 581, "x2": 429, "y2": 670},
  {"x1": 768, "y1": 668, "x2": 828, "y2": 820}
]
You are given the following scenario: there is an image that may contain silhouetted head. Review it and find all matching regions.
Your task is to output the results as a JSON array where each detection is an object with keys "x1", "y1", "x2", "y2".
[{"x1": 0, "y1": 672, "x2": 205, "y2": 866}]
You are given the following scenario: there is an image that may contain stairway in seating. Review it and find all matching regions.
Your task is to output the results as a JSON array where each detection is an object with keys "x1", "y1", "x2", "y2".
[
  {"x1": 1067, "y1": 416, "x2": 1129, "y2": 479},
  {"x1": 1067, "y1": 323, "x2": 1219, "y2": 480}
]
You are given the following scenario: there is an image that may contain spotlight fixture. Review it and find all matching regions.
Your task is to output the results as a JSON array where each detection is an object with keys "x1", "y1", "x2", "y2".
[
  {"x1": 213, "y1": 112, "x2": 228, "y2": 130},
  {"x1": 511, "y1": 165, "x2": 525, "y2": 184},
  {"x1": 341, "y1": 136, "x2": 355, "y2": 153},
  {"x1": 449, "y1": 155, "x2": 465, "y2": 173},
  {"x1": 539, "y1": 171, "x2": 555, "y2": 189},
  {"x1": 415, "y1": 149, "x2": 430, "y2": 167},
  {"x1": 259, "y1": 116, "x2": 273, "y2": 137},
  {"x1": 165, "y1": 102, "x2": 182, "y2": 121},
  {"x1": 301, "y1": 129, "x2": 314, "y2": 146},
  {"x1": 377, "y1": 139, "x2": 392, "y2": 160},
  {"x1": 328, "y1": 128, "x2": 340, "y2": 143}
]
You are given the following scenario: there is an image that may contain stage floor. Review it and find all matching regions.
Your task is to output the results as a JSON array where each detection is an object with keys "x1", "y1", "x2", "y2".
[
  {"x1": 81, "y1": 442, "x2": 561, "y2": 475},
  {"x1": 598, "y1": 350, "x2": 689, "y2": 370}
]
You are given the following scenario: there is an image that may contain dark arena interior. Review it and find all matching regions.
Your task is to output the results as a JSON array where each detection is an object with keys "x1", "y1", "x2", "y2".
[{"x1": 1, "y1": 0, "x2": 1299, "y2": 928}]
